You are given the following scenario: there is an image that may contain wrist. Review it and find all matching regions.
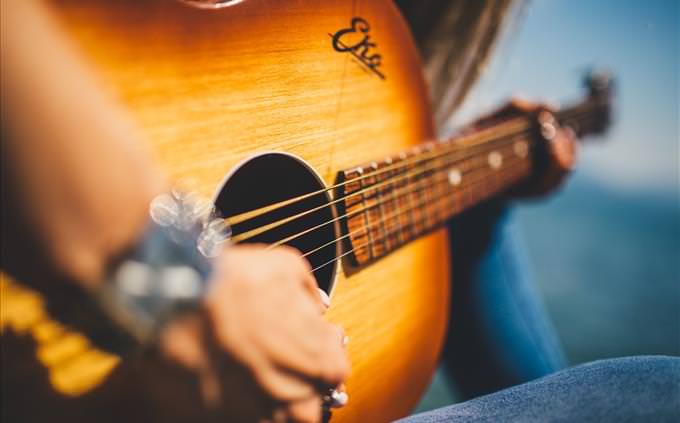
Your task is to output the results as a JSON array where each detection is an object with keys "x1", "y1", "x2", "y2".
[{"x1": 93, "y1": 189, "x2": 230, "y2": 347}]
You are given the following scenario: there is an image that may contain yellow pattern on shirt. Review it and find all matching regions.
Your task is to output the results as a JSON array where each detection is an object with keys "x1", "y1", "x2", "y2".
[{"x1": 0, "y1": 273, "x2": 120, "y2": 395}]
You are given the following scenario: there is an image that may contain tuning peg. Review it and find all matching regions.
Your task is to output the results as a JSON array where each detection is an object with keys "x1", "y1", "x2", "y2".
[{"x1": 584, "y1": 68, "x2": 614, "y2": 98}]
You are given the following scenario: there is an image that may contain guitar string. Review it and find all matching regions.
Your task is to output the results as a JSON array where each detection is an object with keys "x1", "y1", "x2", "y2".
[
  {"x1": 227, "y1": 106, "x2": 599, "y2": 244},
  {"x1": 227, "y1": 124, "x2": 531, "y2": 246},
  {"x1": 279, "y1": 152, "x2": 521, "y2": 255},
  {"x1": 224, "y1": 116, "x2": 532, "y2": 226},
  {"x1": 306, "y1": 108, "x2": 604, "y2": 272},
  {"x1": 309, "y1": 171, "x2": 525, "y2": 274},
  {"x1": 233, "y1": 132, "x2": 528, "y2": 242},
  {"x1": 264, "y1": 139, "x2": 529, "y2": 251},
  {"x1": 231, "y1": 132, "x2": 530, "y2": 243},
  {"x1": 263, "y1": 110, "x2": 601, "y2": 259},
  {"x1": 299, "y1": 152, "x2": 529, "y2": 260},
  {"x1": 223, "y1": 101, "x2": 597, "y2": 228},
  {"x1": 308, "y1": 159, "x2": 529, "y2": 273},
  {"x1": 231, "y1": 110, "x2": 599, "y2": 248}
]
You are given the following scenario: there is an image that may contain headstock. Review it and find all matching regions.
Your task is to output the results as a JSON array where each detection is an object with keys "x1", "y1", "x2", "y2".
[
  {"x1": 582, "y1": 69, "x2": 615, "y2": 135},
  {"x1": 556, "y1": 70, "x2": 615, "y2": 138}
]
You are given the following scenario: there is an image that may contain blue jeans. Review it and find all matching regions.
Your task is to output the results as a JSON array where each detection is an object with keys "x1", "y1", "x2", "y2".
[
  {"x1": 399, "y1": 356, "x2": 680, "y2": 422},
  {"x1": 400, "y1": 202, "x2": 680, "y2": 421},
  {"x1": 444, "y1": 202, "x2": 567, "y2": 398}
]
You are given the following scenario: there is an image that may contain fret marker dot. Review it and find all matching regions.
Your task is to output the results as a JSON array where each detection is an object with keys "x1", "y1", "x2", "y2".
[
  {"x1": 488, "y1": 151, "x2": 503, "y2": 169},
  {"x1": 541, "y1": 122, "x2": 557, "y2": 140},
  {"x1": 514, "y1": 141, "x2": 529, "y2": 158},
  {"x1": 448, "y1": 169, "x2": 462, "y2": 186}
]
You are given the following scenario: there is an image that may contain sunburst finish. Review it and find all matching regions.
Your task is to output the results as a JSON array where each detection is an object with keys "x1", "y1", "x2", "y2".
[{"x1": 23, "y1": 1, "x2": 451, "y2": 421}]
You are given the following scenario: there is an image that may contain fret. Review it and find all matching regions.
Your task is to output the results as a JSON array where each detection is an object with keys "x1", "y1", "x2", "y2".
[
  {"x1": 486, "y1": 148, "x2": 501, "y2": 200},
  {"x1": 396, "y1": 151, "x2": 416, "y2": 241},
  {"x1": 447, "y1": 145, "x2": 466, "y2": 216},
  {"x1": 340, "y1": 168, "x2": 372, "y2": 266},
  {"x1": 499, "y1": 142, "x2": 519, "y2": 193},
  {"x1": 507, "y1": 137, "x2": 533, "y2": 188},
  {"x1": 377, "y1": 159, "x2": 403, "y2": 248},
  {"x1": 473, "y1": 148, "x2": 500, "y2": 206},
  {"x1": 504, "y1": 161, "x2": 526, "y2": 190},
  {"x1": 361, "y1": 163, "x2": 387, "y2": 258},
  {"x1": 455, "y1": 149, "x2": 477, "y2": 213},
  {"x1": 424, "y1": 143, "x2": 443, "y2": 229},
  {"x1": 337, "y1": 135, "x2": 540, "y2": 267},
  {"x1": 418, "y1": 144, "x2": 437, "y2": 227},
  {"x1": 451, "y1": 184, "x2": 462, "y2": 216},
  {"x1": 415, "y1": 144, "x2": 436, "y2": 231},
  {"x1": 429, "y1": 149, "x2": 449, "y2": 225},
  {"x1": 442, "y1": 149, "x2": 457, "y2": 218},
  {"x1": 336, "y1": 74, "x2": 611, "y2": 268},
  {"x1": 407, "y1": 149, "x2": 426, "y2": 236},
  {"x1": 390, "y1": 158, "x2": 407, "y2": 245},
  {"x1": 489, "y1": 140, "x2": 531, "y2": 198},
  {"x1": 370, "y1": 162, "x2": 394, "y2": 252},
  {"x1": 441, "y1": 140, "x2": 462, "y2": 218},
  {"x1": 477, "y1": 148, "x2": 497, "y2": 203},
  {"x1": 391, "y1": 154, "x2": 413, "y2": 244},
  {"x1": 491, "y1": 140, "x2": 527, "y2": 196},
  {"x1": 474, "y1": 151, "x2": 493, "y2": 206},
  {"x1": 458, "y1": 153, "x2": 478, "y2": 211}
]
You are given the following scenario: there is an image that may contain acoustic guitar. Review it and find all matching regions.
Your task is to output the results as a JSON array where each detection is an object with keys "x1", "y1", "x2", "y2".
[{"x1": 1, "y1": 0, "x2": 612, "y2": 421}]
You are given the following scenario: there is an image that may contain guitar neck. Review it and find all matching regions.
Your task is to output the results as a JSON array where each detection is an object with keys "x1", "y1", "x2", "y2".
[{"x1": 336, "y1": 81, "x2": 612, "y2": 268}]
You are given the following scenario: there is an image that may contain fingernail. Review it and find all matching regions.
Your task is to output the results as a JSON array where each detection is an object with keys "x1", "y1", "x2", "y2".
[
  {"x1": 343, "y1": 335, "x2": 350, "y2": 347},
  {"x1": 318, "y1": 289, "x2": 330, "y2": 309},
  {"x1": 330, "y1": 389, "x2": 349, "y2": 408}
]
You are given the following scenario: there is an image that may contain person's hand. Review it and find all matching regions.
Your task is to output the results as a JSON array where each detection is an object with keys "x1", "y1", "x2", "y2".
[
  {"x1": 471, "y1": 98, "x2": 579, "y2": 198},
  {"x1": 150, "y1": 245, "x2": 349, "y2": 423}
]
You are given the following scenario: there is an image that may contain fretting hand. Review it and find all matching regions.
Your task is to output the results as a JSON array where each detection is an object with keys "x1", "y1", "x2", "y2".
[{"x1": 471, "y1": 98, "x2": 579, "y2": 198}]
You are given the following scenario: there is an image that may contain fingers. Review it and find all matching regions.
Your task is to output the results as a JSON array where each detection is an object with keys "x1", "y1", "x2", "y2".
[
  {"x1": 274, "y1": 245, "x2": 328, "y2": 314},
  {"x1": 473, "y1": 98, "x2": 545, "y2": 130},
  {"x1": 262, "y1": 322, "x2": 349, "y2": 389},
  {"x1": 287, "y1": 396, "x2": 323, "y2": 423},
  {"x1": 550, "y1": 126, "x2": 578, "y2": 172},
  {"x1": 528, "y1": 126, "x2": 578, "y2": 196},
  {"x1": 321, "y1": 324, "x2": 350, "y2": 384},
  {"x1": 201, "y1": 244, "x2": 349, "y2": 419},
  {"x1": 510, "y1": 116, "x2": 579, "y2": 198},
  {"x1": 238, "y1": 246, "x2": 348, "y2": 385},
  {"x1": 506, "y1": 97, "x2": 538, "y2": 113},
  {"x1": 253, "y1": 361, "x2": 319, "y2": 402},
  {"x1": 157, "y1": 314, "x2": 224, "y2": 407},
  {"x1": 279, "y1": 328, "x2": 348, "y2": 423}
]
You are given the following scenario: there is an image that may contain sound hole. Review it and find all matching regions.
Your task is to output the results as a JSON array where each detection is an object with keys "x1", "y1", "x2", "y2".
[{"x1": 214, "y1": 153, "x2": 339, "y2": 294}]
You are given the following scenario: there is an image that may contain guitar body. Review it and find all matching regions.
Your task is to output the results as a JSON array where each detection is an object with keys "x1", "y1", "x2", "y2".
[{"x1": 3, "y1": 1, "x2": 449, "y2": 421}]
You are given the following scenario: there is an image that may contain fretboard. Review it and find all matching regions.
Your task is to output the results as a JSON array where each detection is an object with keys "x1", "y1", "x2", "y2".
[{"x1": 336, "y1": 85, "x2": 611, "y2": 267}]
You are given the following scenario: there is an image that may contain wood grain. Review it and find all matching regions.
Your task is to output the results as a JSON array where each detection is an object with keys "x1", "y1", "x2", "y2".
[{"x1": 6, "y1": 1, "x2": 451, "y2": 421}]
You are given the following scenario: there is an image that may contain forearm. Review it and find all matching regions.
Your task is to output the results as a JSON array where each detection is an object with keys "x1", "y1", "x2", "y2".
[{"x1": 1, "y1": 0, "x2": 165, "y2": 288}]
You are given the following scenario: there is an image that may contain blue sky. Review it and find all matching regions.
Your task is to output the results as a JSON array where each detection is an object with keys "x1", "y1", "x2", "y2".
[{"x1": 452, "y1": 0, "x2": 678, "y2": 194}]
